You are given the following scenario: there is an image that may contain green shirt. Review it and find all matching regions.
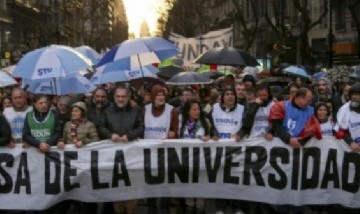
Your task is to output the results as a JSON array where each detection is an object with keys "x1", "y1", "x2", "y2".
[{"x1": 27, "y1": 111, "x2": 55, "y2": 142}]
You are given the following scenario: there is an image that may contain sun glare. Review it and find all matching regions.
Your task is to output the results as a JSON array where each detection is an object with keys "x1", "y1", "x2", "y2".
[{"x1": 123, "y1": 0, "x2": 163, "y2": 38}]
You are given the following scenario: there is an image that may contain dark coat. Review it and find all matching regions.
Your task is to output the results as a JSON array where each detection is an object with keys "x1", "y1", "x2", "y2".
[
  {"x1": 99, "y1": 103, "x2": 144, "y2": 141},
  {"x1": 0, "y1": 114, "x2": 11, "y2": 146}
]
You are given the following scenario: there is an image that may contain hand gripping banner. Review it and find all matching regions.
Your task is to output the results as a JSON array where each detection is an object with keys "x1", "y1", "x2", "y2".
[{"x1": 0, "y1": 137, "x2": 360, "y2": 210}]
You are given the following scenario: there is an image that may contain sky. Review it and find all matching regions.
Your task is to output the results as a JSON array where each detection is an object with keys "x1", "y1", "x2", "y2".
[{"x1": 123, "y1": 0, "x2": 163, "y2": 37}]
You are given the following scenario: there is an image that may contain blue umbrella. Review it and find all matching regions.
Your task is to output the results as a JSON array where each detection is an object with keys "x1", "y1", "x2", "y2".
[
  {"x1": 312, "y1": 71, "x2": 326, "y2": 80},
  {"x1": 97, "y1": 37, "x2": 179, "y2": 69},
  {"x1": 12, "y1": 45, "x2": 93, "y2": 80},
  {"x1": 23, "y1": 75, "x2": 95, "y2": 95},
  {"x1": 75, "y1": 45, "x2": 101, "y2": 64},
  {"x1": 91, "y1": 59, "x2": 159, "y2": 85},
  {"x1": 283, "y1": 66, "x2": 310, "y2": 78}
]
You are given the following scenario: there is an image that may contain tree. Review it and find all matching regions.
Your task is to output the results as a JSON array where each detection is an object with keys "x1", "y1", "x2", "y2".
[
  {"x1": 294, "y1": 0, "x2": 328, "y2": 65},
  {"x1": 111, "y1": 0, "x2": 128, "y2": 45},
  {"x1": 229, "y1": 0, "x2": 261, "y2": 51},
  {"x1": 159, "y1": 0, "x2": 213, "y2": 38}
]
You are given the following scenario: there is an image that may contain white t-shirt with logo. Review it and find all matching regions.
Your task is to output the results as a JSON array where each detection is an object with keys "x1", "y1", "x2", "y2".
[
  {"x1": 250, "y1": 101, "x2": 274, "y2": 137},
  {"x1": 144, "y1": 103, "x2": 173, "y2": 139},
  {"x1": 212, "y1": 103, "x2": 244, "y2": 139},
  {"x1": 3, "y1": 106, "x2": 32, "y2": 143}
]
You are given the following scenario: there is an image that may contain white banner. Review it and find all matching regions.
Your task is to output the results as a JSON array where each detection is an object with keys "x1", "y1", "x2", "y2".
[
  {"x1": 1, "y1": 137, "x2": 360, "y2": 210},
  {"x1": 168, "y1": 27, "x2": 233, "y2": 67}
]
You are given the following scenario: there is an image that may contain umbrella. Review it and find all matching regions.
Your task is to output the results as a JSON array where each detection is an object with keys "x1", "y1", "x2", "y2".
[
  {"x1": 258, "y1": 77, "x2": 292, "y2": 86},
  {"x1": 283, "y1": 66, "x2": 310, "y2": 78},
  {"x1": 312, "y1": 71, "x2": 326, "y2": 80},
  {"x1": 167, "y1": 71, "x2": 213, "y2": 85},
  {"x1": 159, "y1": 57, "x2": 183, "y2": 67},
  {"x1": 200, "y1": 71, "x2": 225, "y2": 80},
  {"x1": 349, "y1": 69, "x2": 360, "y2": 81},
  {"x1": 91, "y1": 59, "x2": 159, "y2": 85},
  {"x1": 97, "y1": 37, "x2": 180, "y2": 70},
  {"x1": 1, "y1": 65, "x2": 16, "y2": 74},
  {"x1": 193, "y1": 47, "x2": 259, "y2": 66},
  {"x1": 75, "y1": 45, "x2": 101, "y2": 64},
  {"x1": 12, "y1": 45, "x2": 93, "y2": 80},
  {"x1": 157, "y1": 65, "x2": 184, "y2": 80},
  {"x1": 0, "y1": 70, "x2": 17, "y2": 87},
  {"x1": 23, "y1": 75, "x2": 95, "y2": 95}
]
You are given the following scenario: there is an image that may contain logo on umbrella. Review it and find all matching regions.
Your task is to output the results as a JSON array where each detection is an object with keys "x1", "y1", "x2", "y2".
[
  {"x1": 38, "y1": 68, "x2": 53, "y2": 76},
  {"x1": 40, "y1": 86, "x2": 52, "y2": 92}
]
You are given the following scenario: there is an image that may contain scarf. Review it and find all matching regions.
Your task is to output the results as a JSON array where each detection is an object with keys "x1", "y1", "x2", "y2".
[{"x1": 70, "y1": 118, "x2": 87, "y2": 142}]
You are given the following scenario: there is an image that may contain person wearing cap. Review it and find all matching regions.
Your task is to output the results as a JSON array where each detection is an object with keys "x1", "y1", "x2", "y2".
[
  {"x1": 57, "y1": 101, "x2": 99, "y2": 148},
  {"x1": 143, "y1": 84, "x2": 178, "y2": 140},
  {"x1": 209, "y1": 86, "x2": 245, "y2": 214},
  {"x1": 22, "y1": 94, "x2": 62, "y2": 153},
  {"x1": 210, "y1": 86, "x2": 245, "y2": 140},
  {"x1": 242, "y1": 74, "x2": 256, "y2": 90},
  {"x1": 98, "y1": 86, "x2": 144, "y2": 214},
  {"x1": 143, "y1": 84, "x2": 179, "y2": 214},
  {"x1": 335, "y1": 82, "x2": 360, "y2": 152},
  {"x1": 56, "y1": 101, "x2": 98, "y2": 214}
]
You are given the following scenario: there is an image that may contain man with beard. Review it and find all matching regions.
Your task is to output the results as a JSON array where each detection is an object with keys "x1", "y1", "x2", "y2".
[
  {"x1": 87, "y1": 89, "x2": 113, "y2": 214},
  {"x1": 313, "y1": 77, "x2": 341, "y2": 118},
  {"x1": 335, "y1": 82, "x2": 360, "y2": 152},
  {"x1": 238, "y1": 83, "x2": 275, "y2": 140},
  {"x1": 99, "y1": 86, "x2": 144, "y2": 214},
  {"x1": 86, "y1": 88, "x2": 109, "y2": 139}
]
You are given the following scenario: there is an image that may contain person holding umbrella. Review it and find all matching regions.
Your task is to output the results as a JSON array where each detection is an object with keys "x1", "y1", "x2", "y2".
[{"x1": 22, "y1": 94, "x2": 62, "y2": 152}]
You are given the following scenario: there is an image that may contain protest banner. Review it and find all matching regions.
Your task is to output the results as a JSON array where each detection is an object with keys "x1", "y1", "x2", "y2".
[
  {"x1": 168, "y1": 27, "x2": 233, "y2": 67},
  {"x1": 0, "y1": 137, "x2": 359, "y2": 210}
]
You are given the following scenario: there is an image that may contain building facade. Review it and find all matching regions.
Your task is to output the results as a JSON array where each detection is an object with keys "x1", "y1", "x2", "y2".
[{"x1": 207, "y1": 0, "x2": 359, "y2": 66}]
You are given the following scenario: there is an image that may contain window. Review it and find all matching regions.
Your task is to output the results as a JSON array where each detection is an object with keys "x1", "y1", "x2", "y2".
[
  {"x1": 335, "y1": 0, "x2": 346, "y2": 31},
  {"x1": 350, "y1": 3, "x2": 360, "y2": 29}
]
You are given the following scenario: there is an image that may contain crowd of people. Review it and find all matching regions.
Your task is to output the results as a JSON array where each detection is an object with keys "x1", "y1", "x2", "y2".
[{"x1": 0, "y1": 72, "x2": 360, "y2": 214}]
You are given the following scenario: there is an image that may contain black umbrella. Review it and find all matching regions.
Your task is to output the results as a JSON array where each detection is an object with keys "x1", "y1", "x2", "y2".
[
  {"x1": 193, "y1": 47, "x2": 259, "y2": 66},
  {"x1": 200, "y1": 71, "x2": 225, "y2": 80},
  {"x1": 258, "y1": 76, "x2": 292, "y2": 87},
  {"x1": 350, "y1": 69, "x2": 360, "y2": 81},
  {"x1": 167, "y1": 71, "x2": 213, "y2": 85},
  {"x1": 157, "y1": 65, "x2": 184, "y2": 80}
]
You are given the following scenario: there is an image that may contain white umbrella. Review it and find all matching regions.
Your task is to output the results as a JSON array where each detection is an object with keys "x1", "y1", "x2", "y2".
[
  {"x1": 23, "y1": 75, "x2": 95, "y2": 95},
  {"x1": 0, "y1": 70, "x2": 17, "y2": 87}
]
